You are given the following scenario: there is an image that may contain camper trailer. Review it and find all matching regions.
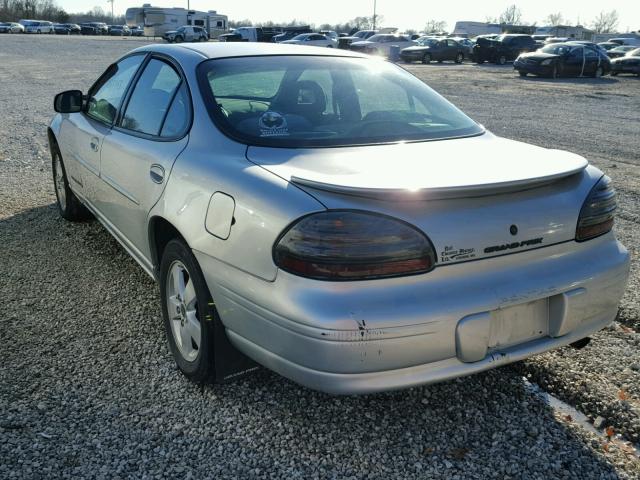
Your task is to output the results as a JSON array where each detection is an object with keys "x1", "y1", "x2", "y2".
[
  {"x1": 452, "y1": 21, "x2": 502, "y2": 38},
  {"x1": 125, "y1": 4, "x2": 228, "y2": 38},
  {"x1": 534, "y1": 25, "x2": 594, "y2": 41}
]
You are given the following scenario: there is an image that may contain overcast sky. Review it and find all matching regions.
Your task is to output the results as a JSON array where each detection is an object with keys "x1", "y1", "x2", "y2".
[{"x1": 57, "y1": 0, "x2": 640, "y2": 32}]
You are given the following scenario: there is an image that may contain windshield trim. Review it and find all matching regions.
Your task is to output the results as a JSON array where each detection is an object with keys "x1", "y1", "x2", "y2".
[{"x1": 196, "y1": 54, "x2": 485, "y2": 149}]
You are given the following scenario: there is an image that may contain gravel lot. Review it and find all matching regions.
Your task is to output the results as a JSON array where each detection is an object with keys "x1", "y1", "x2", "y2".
[{"x1": 1, "y1": 35, "x2": 639, "y2": 479}]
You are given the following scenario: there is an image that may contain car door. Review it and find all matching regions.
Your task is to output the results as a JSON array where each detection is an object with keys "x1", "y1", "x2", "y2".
[
  {"x1": 57, "y1": 54, "x2": 146, "y2": 201},
  {"x1": 445, "y1": 39, "x2": 459, "y2": 60},
  {"x1": 583, "y1": 47, "x2": 600, "y2": 74},
  {"x1": 307, "y1": 34, "x2": 324, "y2": 47},
  {"x1": 563, "y1": 47, "x2": 584, "y2": 76},
  {"x1": 97, "y1": 56, "x2": 191, "y2": 257}
]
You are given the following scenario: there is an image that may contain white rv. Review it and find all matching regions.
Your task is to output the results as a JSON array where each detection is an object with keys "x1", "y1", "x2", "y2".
[
  {"x1": 125, "y1": 4, "x2": 228, "y2": 38},
  {"x1": 534, "y1": 25, "x2": 593, "y2": 41},
  {"x1": 452, "y1": 21, "x2": 501, "y2": 38}
]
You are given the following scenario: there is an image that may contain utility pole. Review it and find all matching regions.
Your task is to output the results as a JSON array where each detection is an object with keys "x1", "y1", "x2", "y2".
[
  {"x1": 372, "y1": 0, "x2": 377, "y2": 30},
  {"x1": 107, "y1": 0, "x2": 114, "y2": 22}
]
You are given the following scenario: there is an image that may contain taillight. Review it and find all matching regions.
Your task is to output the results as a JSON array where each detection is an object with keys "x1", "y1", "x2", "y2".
[
  {"x1": 273, "y1": 211, "x2": 436, "y2": 280},
  {"x1": 576, "y1": 175, "x2": 617, "y2": 241}
]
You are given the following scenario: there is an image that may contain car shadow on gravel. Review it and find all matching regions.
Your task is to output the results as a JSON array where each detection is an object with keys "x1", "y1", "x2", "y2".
[{"x1": 1, "y1": 205, "x2": 635, "y2": 479}]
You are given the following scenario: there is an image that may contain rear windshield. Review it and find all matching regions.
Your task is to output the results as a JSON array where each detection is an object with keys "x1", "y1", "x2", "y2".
[{"x1": 199, "y1": 55, "x2": 483, "y2": 148}]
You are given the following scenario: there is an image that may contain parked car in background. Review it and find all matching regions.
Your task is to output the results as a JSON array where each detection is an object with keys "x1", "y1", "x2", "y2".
[
  {"x1": 272, "y1": 26, "x2": 312, "y2": 43},
  {"x1": 0, "y1": 22, "x2": 24, "y2": 33},
  {"x1": 80, "y1": 23, "x2": 98, "y2": 35},
  {"x1": 164, "y1": 25, "x2": 208, "y2": 43},
  {"x1": 282, "y1": 33, "x2": 337, "y2": 48},
  {"x1": 473, "y1": 34, "x2": 536, "y2": 65},
  {"x1": 450, "y1": 37, "x2": 474, "y2": 56},
  {"x1": 610, "y1": 48, "x2": 640, "y2": 76},
  {"x1": 319, "y1": 30, "x2": 338, "y2": 40},
  {"x1": 130, "y1": 25, "x2": 144, "y2": 36},
  {"x1": 607, "y1": 45, "x2": 637, "y2": 59},
  {"x1": 514, "y1": 42, "x2": 610, "y2": 78},
  {"x1": 21, "y1": 20, "x2": 55, "y2": 34},
  {"x1": 109, "y1": 25, "x2": 132, "y2": 36},
  {"x1": 350, "y1": 34, "x2": 416, "y2": 57},
  {"x1": 609, "y1": 38, "x2": 640, "y2": 47},
  {"x1": 598, "y1": 42, "x2": 621, "y2": 51},
  {"x1": 53, "y1": 23, "x2": 81, "y2": 35},
  {"x1": 400, "y1": 37, "x2": 466, "y2": 64},
  {"x1": 48, "y1": 43, "x2": 629, "y2": 394},
  {"x1": 80, "y1": 22, "x2": 108, "y2": 35},
  {"x1": 544, "y1": 37, "x2": 569, "y2": 44},
  {"x1": 219, "y1": 26, "x2": 281, "y2": 42},
  {"x1": 532, "y1": 34, "x2": 551, "y2": 42},
  {"x1": 337, "y1": 30, "x2": 377, "y2": 49},
  {"x1": 567, "y1": 41, "x2": 609, "y2": 56}
]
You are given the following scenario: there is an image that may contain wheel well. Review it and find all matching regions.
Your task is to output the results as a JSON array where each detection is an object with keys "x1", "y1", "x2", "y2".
[
  {"x1": 149, "y1": 217, "x2": 187, "y2": 270},
  {"x1": 47, "y1": 128, "x2": 58, "y2": 154}
]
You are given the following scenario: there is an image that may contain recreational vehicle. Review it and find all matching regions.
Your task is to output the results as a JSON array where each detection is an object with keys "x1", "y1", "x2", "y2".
[
  {"x1": 534, "y1": 25, "x2": 594, "y2": 41},
  {"x1": 125, "y1": 4, "x2": 227, "y2": 38},
  {"x1": 452, "y1": 21, "x2": 501, "y2": 38}
]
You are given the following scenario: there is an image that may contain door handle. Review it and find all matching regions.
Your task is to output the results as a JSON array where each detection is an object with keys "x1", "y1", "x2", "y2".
[
  {"x1": 150, "y1": 164, "x2": 165, "y2": 184},
  {"x1": 90, "y1": 137, "x2": 99, "y2": 152}
]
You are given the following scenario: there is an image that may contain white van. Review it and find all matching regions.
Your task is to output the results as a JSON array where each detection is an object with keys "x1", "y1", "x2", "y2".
[{"x1": 20, "y1": 20, "x2": 55, "y2": 34}]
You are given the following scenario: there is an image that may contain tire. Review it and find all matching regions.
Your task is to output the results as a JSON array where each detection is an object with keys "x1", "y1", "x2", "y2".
[
  {"x1": 326, "y1": 45, "x2": 333, "y2": 48},
  {"x1": 174, "y1": 35, "x2": 183, "y2": 43},
  {"x1": 455, "y1": 52, "x2": 464, "y2": 64},
  {"x1": 160, "y1": 239, "x2": 216, "y2": 382},
  {"x1": 519, "y1": 71, "x2": 527, "y2": 77},
  {"x1": 611, "y1": 71, "x2": 618, "y2": 76},
  {"x1": 496, "y1": 55, "x2": 507, "y2": 65},
  {"x1": 475, "y1": 58, "x2": 484, "y2": 64},
  {"x1": 422, "y1": 53, "x2": 432, "y2": 64},
  {"x1": 52, "y1": 146, "x2": 91, "y2": 221}
]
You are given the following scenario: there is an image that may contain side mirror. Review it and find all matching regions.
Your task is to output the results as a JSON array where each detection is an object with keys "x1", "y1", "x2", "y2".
[{"x1": 54, "y1": 90, "x2": 83, "y2": 113}]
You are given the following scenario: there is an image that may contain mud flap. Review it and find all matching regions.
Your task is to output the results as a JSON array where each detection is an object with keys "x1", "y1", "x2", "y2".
[{"x1": 212, "y1": 311, "x2": 260, "y2": 383}]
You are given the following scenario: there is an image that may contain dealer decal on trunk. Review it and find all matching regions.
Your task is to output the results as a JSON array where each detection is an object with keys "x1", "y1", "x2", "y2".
[{"x1": 441, "y1": 246, "x2": 476, "y2": 263}]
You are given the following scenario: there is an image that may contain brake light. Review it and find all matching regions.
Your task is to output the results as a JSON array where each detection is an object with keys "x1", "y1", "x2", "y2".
[
  {"x1": 273, "y1": 211, "x2": 436, "y2": 280},
  {"x1": 576, "y1": 175, "x2": 617, "y2": 241}
]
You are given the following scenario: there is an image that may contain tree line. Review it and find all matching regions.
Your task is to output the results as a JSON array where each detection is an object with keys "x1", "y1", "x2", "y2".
[
  {"x1": 0, "y1": 1, "x2": 124, "y2": 24},
  {"x1": 0, "y1": 0, "x2": 629, "y2": 35}
]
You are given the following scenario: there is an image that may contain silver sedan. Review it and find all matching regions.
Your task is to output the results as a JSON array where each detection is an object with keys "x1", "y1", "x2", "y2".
[{"x1": 49, "y1": 43, "x2": 629, "y2": 394}]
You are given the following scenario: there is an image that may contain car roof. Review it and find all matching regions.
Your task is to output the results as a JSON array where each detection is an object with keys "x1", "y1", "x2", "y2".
[{"x1": 133, "y1": 42, "x2": 369, "y2": 60}]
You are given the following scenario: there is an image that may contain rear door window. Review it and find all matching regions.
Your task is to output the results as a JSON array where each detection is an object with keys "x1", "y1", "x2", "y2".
[{"x1": 120, "y1": 58, "x2": 182, "y2": 136}]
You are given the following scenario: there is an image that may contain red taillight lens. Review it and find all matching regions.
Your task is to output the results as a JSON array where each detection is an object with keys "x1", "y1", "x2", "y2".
[
  {"x1": 273, "y1": 211, "x2": 436, "y2": 280},
  {"x1": 576, "y1": 175, "x2": 617, "y2": 241}
]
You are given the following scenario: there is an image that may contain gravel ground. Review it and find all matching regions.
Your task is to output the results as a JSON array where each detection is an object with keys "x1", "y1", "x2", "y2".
[{"x1": 1, "y1": 35, "x2": 639, "y2": 479}]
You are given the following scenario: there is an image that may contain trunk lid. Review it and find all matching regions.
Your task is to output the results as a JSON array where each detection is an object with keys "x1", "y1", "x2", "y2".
[
  {"x1": 247, "y1": 132, "x2": 587, "y2": 200},
  {"x1": 247, "y1": 132, "x2": 594, "y2": 265}
]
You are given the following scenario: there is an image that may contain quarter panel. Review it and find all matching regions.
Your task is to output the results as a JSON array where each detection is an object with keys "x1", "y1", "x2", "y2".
[{"x1": 149, "y1": 114, "x2": 324, "y2": 281}]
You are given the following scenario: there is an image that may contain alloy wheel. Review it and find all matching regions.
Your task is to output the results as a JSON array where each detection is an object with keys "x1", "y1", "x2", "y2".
[{"x1": 165, "y1": 261, "x2": 201, "y2": 362}]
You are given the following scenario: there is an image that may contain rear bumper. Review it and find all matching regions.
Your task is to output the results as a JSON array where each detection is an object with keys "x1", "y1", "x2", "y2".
[{"x1": 196, "y1": 234, "x2": 629, "y2": 394}]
